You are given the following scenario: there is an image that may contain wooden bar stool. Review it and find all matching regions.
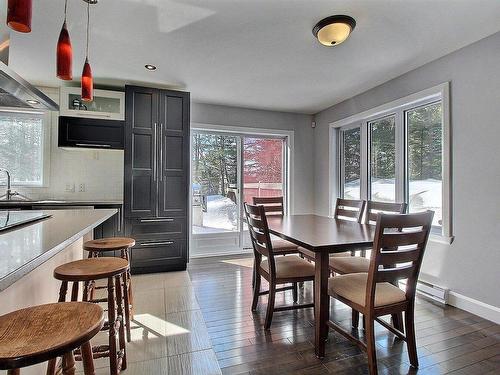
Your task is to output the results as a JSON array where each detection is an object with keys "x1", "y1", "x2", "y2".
[
  {"x1": 83, "y1": 237, "x2": 135, "y2": 325},
  {"x1": 52, "y1": 258, "x2": 129, "y2": 375},
  {"x1": 0, "y1": 302, "x2": 104, "y2": 375}
]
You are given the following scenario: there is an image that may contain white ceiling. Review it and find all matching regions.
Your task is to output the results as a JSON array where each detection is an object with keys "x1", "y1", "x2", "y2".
[{"x1": 2, "y1": 0, "x2": 500, "y2": 114}]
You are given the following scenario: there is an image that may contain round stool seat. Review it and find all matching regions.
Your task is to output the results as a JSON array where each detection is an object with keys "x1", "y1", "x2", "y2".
[
  {"x1": 83, "y1": 237, "x2": 135, "y2": 252},
  {"x1": 0, "y1": 302, "x2": 104, "y2": 370},
  {"x1": 54, "y1": 258, "x2": 129, "y2": 282}
]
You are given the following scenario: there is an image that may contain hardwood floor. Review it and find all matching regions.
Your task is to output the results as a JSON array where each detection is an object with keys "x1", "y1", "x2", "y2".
[
  {"x1": 188, "y1": 254, "x2": 500, "y2": 375},
  {"x1": 65, "y1": 254, "x2": 500, "y2": 374}
]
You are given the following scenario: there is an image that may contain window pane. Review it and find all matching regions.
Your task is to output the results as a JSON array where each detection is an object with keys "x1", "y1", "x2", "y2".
[
  {"x1": 0, "y1": 112, "x2": 44, "y2": 185},
  {"x1": 342, "y1": 127, "x2": 361, "y2": 200},
  {"x1": 370, "y1": 115, "x2": 396, "y2": 202},
  {"x1": 407, "y1": 102, "x2": 442, "y2": 227},
  {"x1": 191, "y1": 133, "x2": 239, "y2": 233}
]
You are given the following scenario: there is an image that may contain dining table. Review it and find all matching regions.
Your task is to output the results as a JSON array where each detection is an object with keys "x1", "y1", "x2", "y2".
[{"x1": 267, "y1": 214, "x2": 375, "y2": 358}]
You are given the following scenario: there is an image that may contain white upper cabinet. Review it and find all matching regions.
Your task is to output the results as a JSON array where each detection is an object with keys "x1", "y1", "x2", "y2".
[{"x1": 59, "y1": 87, "x2": 125, "y2": 120}]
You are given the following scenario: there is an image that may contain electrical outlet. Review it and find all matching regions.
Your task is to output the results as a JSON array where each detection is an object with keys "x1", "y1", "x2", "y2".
[
  {"x1": 79, "y1": 183, "x2": 86, "y2": 192},
  {"x1": 65, "y1": 183, "x2": 75, "y2": 193}
]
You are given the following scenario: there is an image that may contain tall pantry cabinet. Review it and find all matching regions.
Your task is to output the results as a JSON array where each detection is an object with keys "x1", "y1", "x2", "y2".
[{"x1": 124, "y1": 85, "x2": 190, "y2": 273}]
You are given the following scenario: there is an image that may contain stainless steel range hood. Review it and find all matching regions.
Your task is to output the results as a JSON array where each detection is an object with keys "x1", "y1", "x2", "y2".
[{"x1": 0, "y1": 30, "x2": 58, "y2": 111}]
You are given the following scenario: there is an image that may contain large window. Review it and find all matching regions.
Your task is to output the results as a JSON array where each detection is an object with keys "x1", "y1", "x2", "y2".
[
  {"x1": 336, "y1": 84, "x2": 450, "y2": 238},
  {"x1": 0, "y1": 111, "x2": 46, "y2": 186},
  {"x1": 369, "y1": 115, "x2": 396, "y2": 202},
  {"x1": 340, "y1": 127, "x2": 361, "y2": 200},
  {"x1": 406, "y1": 102, "x2": 443, "y2": 227}
]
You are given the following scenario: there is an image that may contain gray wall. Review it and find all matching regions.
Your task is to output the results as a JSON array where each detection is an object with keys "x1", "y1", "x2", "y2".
[
  {"x1": 191, "y1": 102, "x2": 314, "y2": 214},
  {"x1": 313, "y1": 31, "x2": 500, "y2": 308}
]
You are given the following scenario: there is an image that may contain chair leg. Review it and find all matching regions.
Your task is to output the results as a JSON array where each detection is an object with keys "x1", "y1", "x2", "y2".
[
  {"x1": 62, "y1": 351, "x2": 76, "y2": 375},
  {"x1": 81, "y1": 341, "x2": 95, "y2": 375},
  {"x1": 115, "y1": 275, "x2": 127, "y2": 371},
  {"x1": 292, "y1": 282, "x2": 298, "y2": 303},
  {"x1": 122, "y1": 273, "x2": 132, "y2": 343},
  {"x1": 264, "y1": 281, "x2": 276, "y2": 330},
  {"x1": 251, "y1": 272, "x2": 261, "y2": 311},
  {"x1": 352, "y1": 310, "x2": 359, "y2": 328},
  {"x1": 251, "y1": 260, "x2": 256, "y2": 288},
  {"x1": 405, "y1": 308, "x2": 419, "y2": 368},
  {"x1": 365, "y1": 317, "x2": 378, "y2": 375},
  {"x1": 392, "y1": 312, "x2": 404, "y2": 333}
]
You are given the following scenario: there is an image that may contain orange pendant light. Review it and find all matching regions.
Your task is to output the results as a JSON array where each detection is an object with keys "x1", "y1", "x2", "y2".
[
  {"x1": 81, "y1": 1, "x2": 93, "y2": 101},
  {"x1": 7, "y1": 0, "x2": 32, "y2": 33},
  {"x1": 56, "y1": 1, "x2": 72, "y2": 80}
]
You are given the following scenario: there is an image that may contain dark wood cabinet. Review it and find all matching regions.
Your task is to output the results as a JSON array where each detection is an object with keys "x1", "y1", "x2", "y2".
[
  {"x1": 124, "y1": 85, "x2": 190, "y2": 273},
  {"x1": 58, "y1": 116, "x2": 124, "y2": 149}
]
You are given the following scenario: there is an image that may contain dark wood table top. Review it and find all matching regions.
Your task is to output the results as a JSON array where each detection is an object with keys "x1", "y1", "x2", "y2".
[{"x1": 267, "y1": 214, "x2": 375, "y2": 252}]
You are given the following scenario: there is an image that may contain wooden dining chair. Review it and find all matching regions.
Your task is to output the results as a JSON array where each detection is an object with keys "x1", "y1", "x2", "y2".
[
  {"x1": 252, "y1": 196, "x2": 299, "y2": 254},
  {"x1": 327, "y1": 210, "x2": 434, "y2": 375},
  {"x1": 245, "y1": 203, "x2": 315, "y2": 330},
  {"x1": 251, "y1": 196, "x2": 301, "y2": 287},
  {"x1": 330, "y1": 201, "x2": 407, "y2": 274},
  {"x1": 330, "y1": 201, "x2": 408, "y2": 329},
  {"x1": 329, "y1": 198, "x2": 366, "y2": 258}
]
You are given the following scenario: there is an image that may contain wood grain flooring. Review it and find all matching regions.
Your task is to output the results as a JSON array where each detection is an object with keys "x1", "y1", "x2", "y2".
[{"x1": 62, "y1": 254, "x2": 500, "y2": 374}]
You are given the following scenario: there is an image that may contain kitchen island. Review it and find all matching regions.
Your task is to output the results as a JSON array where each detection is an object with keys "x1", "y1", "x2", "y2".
[{"x1": 0, "y1": 208, "x2": 117, "y2": 316}]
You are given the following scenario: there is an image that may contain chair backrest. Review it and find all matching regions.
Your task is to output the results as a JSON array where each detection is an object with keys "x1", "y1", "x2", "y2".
[
  {"x1": 252, "y1": 196, "x2": 285, "y2": 216},
  {"x1": 245, "y1": 201, "x2": 276, "y2": 251},
  {"x1": 364, "y1": 201, "x2": 407, "y2": 225},
  {"x1": 334, "y1": 198, "x2": 366, "y2": 223},
  {"x1": 366, "y1": 211, "x2": 434, "y2": 308}
]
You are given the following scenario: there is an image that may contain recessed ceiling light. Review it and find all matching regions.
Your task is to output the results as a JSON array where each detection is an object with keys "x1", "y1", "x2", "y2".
[
  {"x1": 26, "y1": 99, "x2": 39, "y2": 105},
  {"x1": 313, "y1": 15, "x2": 356, "y2": 47},
  {"x1": 145, "y1": 64, "x2": 157, "y2": 71}
]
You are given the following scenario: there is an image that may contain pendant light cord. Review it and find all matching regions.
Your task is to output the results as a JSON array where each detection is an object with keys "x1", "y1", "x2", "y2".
[
  {"x1": 86, "y1": 1, "x2": 90, "y2": 59},
  {"x1": 64, "y1": 0, "x2": 68, "y2": 21}
]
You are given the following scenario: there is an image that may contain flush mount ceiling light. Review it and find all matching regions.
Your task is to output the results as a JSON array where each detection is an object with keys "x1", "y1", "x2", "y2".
[
  {"x1": 145, "y1": 64, "x2": 157, "y2": 71},
  {"x1": 26, "y1": 99, "x2": 39, "y2": 105},
  {"x1": 312, "y1": 15, "x2": 356, "y2": 47}
]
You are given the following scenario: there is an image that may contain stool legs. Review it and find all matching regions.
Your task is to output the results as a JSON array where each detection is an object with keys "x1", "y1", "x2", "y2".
[
  {"x1": 115, "y1": 275, "x2": 127, "y2": 370},
  {"x1": 62, "y1": 351, "x2": 76, "y2": 375},
  {"x1": 81, "y1": 342, "x2": 96, "y2": 375},
  {"x1": 7, "y1": 370, "x2": 20, "y2": 375},
  {"x1": 107, "y1": 277, "x2": 118, "y2": 375},
  {"x1": 122, "y1": 272, "x2": 132, "y2": 342}
]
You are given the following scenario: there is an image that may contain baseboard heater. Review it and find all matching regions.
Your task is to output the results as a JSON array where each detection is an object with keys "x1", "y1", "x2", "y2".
[{"x1": 415, "y1": 280, "x2": 449, "y2": 304}]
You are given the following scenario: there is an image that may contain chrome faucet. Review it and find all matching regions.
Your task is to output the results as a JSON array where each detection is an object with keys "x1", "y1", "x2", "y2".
[{"x1": 0, "y1": 168, "x2": 18, "y2": 200}]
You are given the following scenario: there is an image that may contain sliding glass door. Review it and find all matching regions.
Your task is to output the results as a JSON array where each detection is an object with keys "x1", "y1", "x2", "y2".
[{"x1": 191, "y1": 130, "x2": 288, "y2": 256}]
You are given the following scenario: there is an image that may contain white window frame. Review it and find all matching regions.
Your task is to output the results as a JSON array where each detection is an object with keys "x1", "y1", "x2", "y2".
[
  {"x1": 0, "y1": 107, "x2": 51, "y2": 187},
  {"x1": 330, "y1": 82, "x2": 452, "y2": 243}
]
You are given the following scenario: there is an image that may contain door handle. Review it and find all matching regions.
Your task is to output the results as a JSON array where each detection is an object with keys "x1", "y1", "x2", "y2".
[
  {"x1": 159, "y1": 123, "x2": 163, "y2": 181},
  {"x1": 140, "y1": 218, "x2": 174, "y2": 223},
  {"x1": 153, "y1": 122, "x2": 158, "y2": 181},
  {"x1": 139, "y1": 241, "x2": 174, "y2": 247}
]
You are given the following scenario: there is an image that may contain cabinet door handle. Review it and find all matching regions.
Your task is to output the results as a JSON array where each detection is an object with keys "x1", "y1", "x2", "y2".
[
  {"x1": 75, "y1": 143, "x2": 112, "y2": 148},
  {"x1": 139, "y1": 241, "x2": 174, "y2": 247},
  {"x1": 159, "y1": 123, "x2": 163, "y2": 182},
  {"x1": 140, "y1": 218, "x2": 174, "y2": 223},
  {"x1": 153, "y1": 122, "x2": 157, "y2": 181}
]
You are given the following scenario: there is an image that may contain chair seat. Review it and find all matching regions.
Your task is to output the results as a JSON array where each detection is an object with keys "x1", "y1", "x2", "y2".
[
  {"x1": 329, "y1": 256, "x2": 370, "y2": 274},
  {"x1": 54, "y1": 258, "x2": 129, "y2": 282},
  {"x1": 84, "y1": 237, "x2": 135, "y2": 252},
  {"x1": 261, "y1": 255, "x2": 315, "y2": 279},
  {"x1": 328, "y1": 273, "x2": 406, "y2": 308},
  {"x1": 271, "y1": 239, "x2": 299, "y2": 254},
  {"x1": 0, "y1": 302, "x2": 104, "y2": 369}
]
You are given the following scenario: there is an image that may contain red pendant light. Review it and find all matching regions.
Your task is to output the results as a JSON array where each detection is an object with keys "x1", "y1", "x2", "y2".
[
  {"x1": 81, "y1": 2, "x2": 93, "y2": 101},
  {"x1": 81, "y1": 57, "x2": 93, "y2": 101},
  {"x1": 56, "y1": 0, "x2": 72, "y2": 80},
  {"x1": 7, "y1": 0, "x2": 32, "y2": 33}
]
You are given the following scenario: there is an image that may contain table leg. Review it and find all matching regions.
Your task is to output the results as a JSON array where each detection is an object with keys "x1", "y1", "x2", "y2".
[{"x1": 314, "y1": 250, "x2": 330, "y2": 358}]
